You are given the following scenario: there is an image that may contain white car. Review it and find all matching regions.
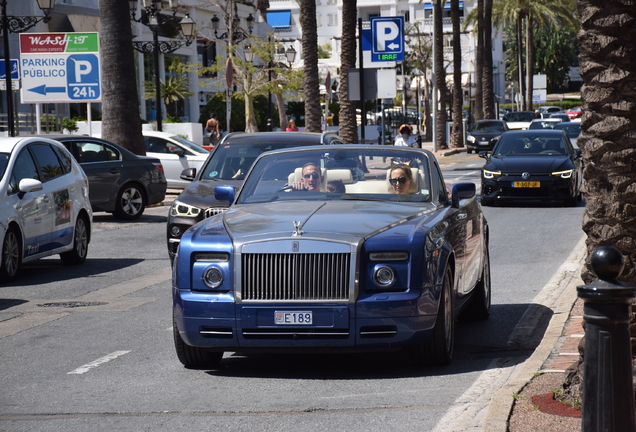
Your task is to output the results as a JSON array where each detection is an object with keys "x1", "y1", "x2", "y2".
[
  {"x1": 142, "y1": 131, "x2": 209, "y2": 189},
  {"x1": 0, "y1": 137, "x2": 92, "y2": 282}
]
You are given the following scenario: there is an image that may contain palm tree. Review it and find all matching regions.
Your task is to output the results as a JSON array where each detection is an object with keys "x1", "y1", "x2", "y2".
[
  {"x1": 450, "y1": 0, "x2": 463, "y2": 148},
  {"x1": 338, "y1": 0, "x2": 358, "y2": 144},
  {"x1": 559, "y1": 0, "x2": 636, "y2": 407},
  {"x1": 98, "y1": 0, "x2": 145, "y2": 155},
  {"x1": 482, "y1": 0, "x2": 495, "y2": 118},
  {"x1": 143, "y1": 63, "x2": 194, "y2": 119},
  {"x1": 473, "y1": 0, "x2": 484, "y2": 121},
  {"x1": 299, "y1": 0, "x2": 321, "y2": 133},
  {"x1": 433, "y1": 0, "x2": 448, "y2": 149}
]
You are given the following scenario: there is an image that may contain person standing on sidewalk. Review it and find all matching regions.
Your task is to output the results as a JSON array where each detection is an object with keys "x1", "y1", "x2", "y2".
[
  {"x1": 394, "y1": 124, "x2": 418, "y2": 147},
  {"x1": 206, "y1": 113, "x2": 221, "y2": 146}
]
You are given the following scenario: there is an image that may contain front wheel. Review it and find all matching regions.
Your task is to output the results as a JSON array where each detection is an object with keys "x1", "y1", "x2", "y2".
[
  {"x1": 60, "y1": 214, "x2": 89, "y2": 265},
  {"x1": 411, "y1": 267, "x2": 454, "y2": 367},
  {"x1": 114, "y1": 184, "x2": 146, "y2": 220},
  {"x1": 1, "y1": 227, "x2": 21, "y2": 282},
  {"x1": 173, "y1": 314, "x2": 223, "y2": 369}
]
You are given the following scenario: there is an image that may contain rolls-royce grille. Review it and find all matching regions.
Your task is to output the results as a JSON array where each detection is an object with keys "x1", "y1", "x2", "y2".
[
  {"x1": 242, "y1": 253, "x2": 350, "y2": 301},
  {"x1": 204, "y1": 207, "x2": 227, "y2": 219}
]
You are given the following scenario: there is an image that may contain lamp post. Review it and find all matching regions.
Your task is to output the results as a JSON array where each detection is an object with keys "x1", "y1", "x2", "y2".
[
  {"x1": 210, "y1": 5, "x2": 253, "y2": 133},
  {"x1": 129, "y1": 0, "x2": 196, "y2": 132},
  {"x1": 1, "y1": 0, "x2": 56, "y2": 137}
]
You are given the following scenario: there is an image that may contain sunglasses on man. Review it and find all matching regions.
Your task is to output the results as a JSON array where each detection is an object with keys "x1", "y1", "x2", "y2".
[
  {"x1": 303, "y1": 173, "x2": 320, "y2": 179},
  {"x1": 389, "y1": 177, "x2": 408, "y2": 186}
]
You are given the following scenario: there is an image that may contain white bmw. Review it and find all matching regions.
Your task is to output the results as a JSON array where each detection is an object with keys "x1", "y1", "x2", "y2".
[{"x1": 0, "y1": 137, "x2": 93, "y2": 282}]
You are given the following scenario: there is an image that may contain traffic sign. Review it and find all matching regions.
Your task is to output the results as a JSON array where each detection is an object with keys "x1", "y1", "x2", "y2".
[
  {"x1": 0, "y1": 59, "x2": 19, "y2": 80},
  {"x1": 19, "y1": 32, "x2": 101, "y2": 103},
  {"x1": 370, "y1": 16, "x2": 405, "y2": 62}
]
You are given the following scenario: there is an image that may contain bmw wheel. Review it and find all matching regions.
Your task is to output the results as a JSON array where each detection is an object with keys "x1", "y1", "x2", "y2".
[
  {"x1": 114, "y1": 184, "x2": 146, "y2": 220},
  {"x1": 1, "y1": 227, "x2": 21, "y2": 282},
  {"x1": 60, "y1": 214, "x2": 89, "y2": 265}
]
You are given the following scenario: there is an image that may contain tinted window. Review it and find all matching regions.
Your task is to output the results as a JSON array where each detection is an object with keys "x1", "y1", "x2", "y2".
[
  {"x1": 0, "y1": 153, "x2": 9, "y2": 181},
  {"x1": 472, "y1": 121, "x2": 505, "y2": 132},
  {"x1": 9, "y1": 148, "x2": 39, "y2": 194},
  {"x1": 31, "y1": 143, "x2": 64, "y2": 181},
  {"x1": 75, "y1": 141, "x2": 120, "y2": 163},
  {"x1": 51, "y1": 144, "x2": 73, "y2": 173}
]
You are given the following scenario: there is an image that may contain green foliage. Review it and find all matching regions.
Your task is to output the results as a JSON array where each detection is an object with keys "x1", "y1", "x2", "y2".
[
  {"x1": 165, "y1": 114, "x2": 182, "y2": 123},
  {"x1": 143, "y1": 61, "x2": 193, "y2": 117},
  {"x1": 534, "y1": 22, "x2": 578, "y2": 92},
  {"x1": 318, "y1": 43, "x2": 332, "y2": 59},
  {"x1": 40, "y1": 115, "x2": 59, "y2": 130},
  {"x1": 62, "y1": 117, "x2": 78, "y2": 133}
]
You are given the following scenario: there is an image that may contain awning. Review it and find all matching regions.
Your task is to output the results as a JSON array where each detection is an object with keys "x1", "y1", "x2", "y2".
[
  {"x1": 67, "y1": 14, "x2": 101, "y2": 33},
  {"x1": 266, "y1": 10, "x2": 291, "y2": 29}
]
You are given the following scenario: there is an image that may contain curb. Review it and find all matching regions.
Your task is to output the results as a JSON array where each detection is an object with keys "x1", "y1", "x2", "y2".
[{"x1": 483, "y1": 235, "x2": 587, "y2": 432}]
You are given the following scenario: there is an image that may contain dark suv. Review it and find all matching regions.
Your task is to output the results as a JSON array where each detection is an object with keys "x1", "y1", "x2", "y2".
[{"x1": 166, "y1": 131, "x2": 344, "y2": 263}]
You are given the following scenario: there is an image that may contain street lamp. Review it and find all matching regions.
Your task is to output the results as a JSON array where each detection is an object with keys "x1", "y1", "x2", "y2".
[
  {"x1": 129, "y1": 0, "x2": 196, "y2": 132},
  {"x1": 1, "y1": 0, "x2": 56, "y2": 137},
  {"x1": 210, "y1": 4, "x2": 254, "y2": 133},
  {"x1": 285, "y1": 45, "x2": 297, "y2": 67}
]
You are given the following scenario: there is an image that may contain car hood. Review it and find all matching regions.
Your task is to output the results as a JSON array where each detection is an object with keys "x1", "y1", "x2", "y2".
[
  {"x1": 211, "y1": 200, "x2": 439, "y2": 243},
  {"x1": 487, "y1": 155, "x2": 572, "y2": 173},
  {"x1": 177, "y1": 179, "x2": 244, "y2": 208}
]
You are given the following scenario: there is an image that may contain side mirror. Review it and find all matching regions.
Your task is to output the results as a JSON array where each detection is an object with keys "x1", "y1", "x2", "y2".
[
  {"x1": 180, "y1": 168, "x2": 196, "y2": 182},
  {"x1": 173, "y1": 148, "x2": 186, "y2": 157},
  {"x1": 451, "y1": 182, "x2": 476, "y2": 208},
  {"x1": 18, "y1": 178, "x2": 43, "y2": 199},
  {"x1": 214, "y1": 185, "x2": 236, "y2": 205},
  {"x1": 478, "y1": 151, "x2": 489, "y2": 159}
]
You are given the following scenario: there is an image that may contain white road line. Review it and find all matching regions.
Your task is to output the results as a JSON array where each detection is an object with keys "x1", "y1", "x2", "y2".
[{"x1": 67, "y1": 350, "x2": 131, "y2": 375}]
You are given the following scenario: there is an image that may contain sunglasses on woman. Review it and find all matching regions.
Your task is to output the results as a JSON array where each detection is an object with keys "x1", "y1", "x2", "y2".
[
  {"x1": 389, "y1": 177, "x2": 408, "y2": 185},
  {"x1": 303, "y1": 173, "x2": 320, "y2": 179}
]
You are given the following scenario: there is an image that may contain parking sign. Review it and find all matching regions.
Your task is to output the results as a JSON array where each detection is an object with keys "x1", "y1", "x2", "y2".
[{"x1": 370, "y1": 16, "x2": 405, "y2": 62}]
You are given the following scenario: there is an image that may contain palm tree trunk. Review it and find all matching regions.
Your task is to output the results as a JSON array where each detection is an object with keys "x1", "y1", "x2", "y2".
[
  {"x1": 525, "y1": 17, "x2": 535, "y2": 111},
  {"x1": 98, "y1": 0, "x2": 145, "y2": 155},
  {"x1": 516, "y1": 15, "x2": 526, "y2": 110},
  {"x1": 300, "y1": 0, "x2": 321, "y2": 132},
  {"x1": 473, "y1": 0, "x2": 484, "y2": 122},
  {"x1": 450, "y1": 0, "x2": 463, "y2": 148},
  {"x1": 482, "y1": 0, "x2": 495, "y2": 119},
  {"x1": 338, "y1": 0, "x2": 358, "y2": 143},
  {"x1": 275, "y1": 93, "x2": 287, "y2": 131},
  {"x1": 433, "y1": 0, "x2": 448, "y2": 149},
  {"x1": 559, "y1": 0, "x2": 636, "y2": 407}
]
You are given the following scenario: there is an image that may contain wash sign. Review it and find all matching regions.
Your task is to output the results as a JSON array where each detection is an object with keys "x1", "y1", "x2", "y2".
[
  {"x1": 19, "y1": 32, "x2": 101, "y2": 103},
  {"x1": 370, "y1": 16, "x2": 405, "y2": 62}
]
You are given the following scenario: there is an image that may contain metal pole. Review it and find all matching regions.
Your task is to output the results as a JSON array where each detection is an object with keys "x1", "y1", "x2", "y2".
[
  {"x1": 152, "y1": 28, "x2": 163, "y2": 132},
  {"x1": 2, "y1": 0, "x2": 15, "y2": 137}
]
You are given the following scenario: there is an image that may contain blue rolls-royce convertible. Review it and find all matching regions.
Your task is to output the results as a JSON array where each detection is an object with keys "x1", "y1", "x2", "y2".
[{"x1": 172, "y1": 145, "x2": 490, "y2": 368}]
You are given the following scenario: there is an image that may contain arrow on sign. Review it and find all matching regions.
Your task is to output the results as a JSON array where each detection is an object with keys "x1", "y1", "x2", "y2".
[
  {"x1": 388, "y1": 43, "x2": 400, "y2": 50},
  {"x1": 28, "y1": 85, "x2": 66, "y2": 95}
]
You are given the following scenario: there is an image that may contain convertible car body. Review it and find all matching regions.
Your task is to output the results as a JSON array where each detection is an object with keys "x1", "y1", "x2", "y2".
[{"x1": 172, "y1": 145, "x2": 490, "y2": 368}]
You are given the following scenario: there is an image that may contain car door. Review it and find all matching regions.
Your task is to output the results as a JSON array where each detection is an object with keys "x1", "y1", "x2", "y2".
[
  {"x1": 7, "y1": 146, "x2": 50, "y2": 258},
  {"x1": 67, "y1": 139, "x2": 122, "y2": 207},
  {"x1": 29, "y1": 143, "x2": 76, "y2": 252},
  {"x1": 144, "y1": 136, "x2": 202, "y2": 188}
]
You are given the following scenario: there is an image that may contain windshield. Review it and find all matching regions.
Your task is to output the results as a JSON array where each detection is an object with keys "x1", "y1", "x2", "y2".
[
  {"x1": 237, "y1": 148, "x2": 433, "y2": 205},
  {"x1": 201, "y1": 141, "x2": 323, "y2": 181},
  {"x1": 555, "y1": 124, "x2": 581, "y2": 138},
  {"x1": 504, "y1": 112, "x2": 534, "y2": 123},
  {"x1": 0, "y1": 153, "x2": 8, "y2": 181},
  {"x1": 169, "y1": 135, "x2": 209, "y2": 153},
  {"x1": 472, "y1": 121, "x2": 505, "y2": 133},
  {"x1": 528, "y1": 121, "x2": 558, "y2": 130},
  {"x1": 493, "y1": 135, "x2": 570, "y2": 156}
]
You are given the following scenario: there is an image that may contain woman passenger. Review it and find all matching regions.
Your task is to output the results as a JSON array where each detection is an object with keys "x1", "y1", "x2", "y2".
[{"x1": 388, "y1": 163, "x2": 414, "y2": 194}]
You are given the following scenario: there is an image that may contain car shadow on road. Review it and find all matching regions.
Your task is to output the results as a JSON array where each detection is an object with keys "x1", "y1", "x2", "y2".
[
  {"x1": 92, "y1": 213, "x2": 167, "y2": 224},
  {"x1": 197, "y1": 303, "x2": 553, "y2": 380}
]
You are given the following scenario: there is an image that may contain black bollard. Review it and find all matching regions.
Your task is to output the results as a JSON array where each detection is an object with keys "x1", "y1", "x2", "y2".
[{"x1": 578, "y1": 246, "x2": 636, "y2": 432}]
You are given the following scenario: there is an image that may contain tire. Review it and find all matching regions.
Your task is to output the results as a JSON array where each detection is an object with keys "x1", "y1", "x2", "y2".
[
  {"x1": 1, "y1": 227, "x2": 21, "y2": 282},
  {"x1": 60, "y1": 214, "x2": 89, "y2": 265},
  {"x1": 114, "y1": 184, "x2": 146, "y2": 220},
  {"x1": 173, "y1": 314, "x2": 223, "y2": 369},
  {"x1": 461, "y1": 245, "x2": 491, "y2": 321},
  {"x1": 412, "y1": 267, "x2": 454, "y2": 367}
]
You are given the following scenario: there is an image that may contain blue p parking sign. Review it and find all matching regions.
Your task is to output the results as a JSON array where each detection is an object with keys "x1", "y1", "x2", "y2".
[
  {"x1": 67, "y1": 54, "x2": 100, "y2": 100},
  {"x1": 370, "y1": 16, "x2": 405, "y2": 62}
]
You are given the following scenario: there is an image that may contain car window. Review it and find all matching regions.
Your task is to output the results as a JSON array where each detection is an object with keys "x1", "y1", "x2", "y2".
[
  {"x1": 74, "y1": 141, "x2": 120, "y2": 163},
  {"x1": 145, "y1": 137, "x2": 187, "y2": 155},
  {"x1": 30, "y1": 143, "x2": 64, "y2": 182},
  {"x1": 51, "y1": 144, "x2": 73, "y2": 174},
  {"x1": 168, "y1": 135, "x2": 209, "y2": 154},
  {"x1": 432, "y1": 162, "x2": 449, "y2": 204},
  {"x1": 202, "y1": 142, "x2": 322, "y2": 181},
  {"x1": 0, "y1": 153, "x2": 9, "y2": 181},
  {"x1": 9, "y1": 148, "x2": 40, "y2": 194},
  {"x1": 504, "y1": 112, "x2": 533, "y2": 122},
  {"x1": 472, "y1": 121, "x2": 505, "y2": 132}
]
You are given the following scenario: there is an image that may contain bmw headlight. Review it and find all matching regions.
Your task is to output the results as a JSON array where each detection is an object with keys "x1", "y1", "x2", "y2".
[
  {"x1": 171, "y1": 199, "x2": 202, "y2": 217},
  {"x1": 467, "y1": 135, "x2": 476, "y2": 143},
  {"x1": 483, "y1": 169, "x2": 502, "y2": 179},
  {"x1": 551, "y1": 169, "x2": 574, "y2": 179}
]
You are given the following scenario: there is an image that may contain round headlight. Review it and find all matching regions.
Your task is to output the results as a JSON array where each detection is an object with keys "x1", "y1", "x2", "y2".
[
  {"x1": 203, "y1": 267, "x2": 223, "y2": 288},
  {"x1": 373, "y1": 266, "x2": 395, "y2": 287},
  {"x1": 170, "y1": 225, "x2": 181, "y2": 237}
]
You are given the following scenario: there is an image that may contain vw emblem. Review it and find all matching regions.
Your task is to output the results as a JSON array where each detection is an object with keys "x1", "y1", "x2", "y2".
[
  {"x1": 292, "y1": 241, "x2": 299, "y2": 252},
  {"x1": 522, "y1": 172, "x2": 531, "y2": 180}
]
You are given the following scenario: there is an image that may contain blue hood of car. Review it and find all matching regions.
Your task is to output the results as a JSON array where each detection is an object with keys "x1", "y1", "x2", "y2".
[
  {"x1": 487, "y1": 155, "x2": 572, "y2": 173},
  {"x1": 209, "y1": 200, "x2": 439, "y2": 243}
]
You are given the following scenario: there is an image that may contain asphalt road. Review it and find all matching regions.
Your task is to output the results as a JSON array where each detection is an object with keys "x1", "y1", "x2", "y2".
[{"x1": 0, "y1": 153, "x2": 585, "y2": 431}]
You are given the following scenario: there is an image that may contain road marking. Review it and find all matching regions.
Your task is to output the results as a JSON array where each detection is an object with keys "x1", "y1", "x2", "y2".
[{"x1": 67, "y1": 350, "x2": 131, "y2": 375}]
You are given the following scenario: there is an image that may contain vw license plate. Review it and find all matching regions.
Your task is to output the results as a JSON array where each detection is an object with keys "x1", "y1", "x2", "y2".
[
  {"x1": 275, "y1": 311, "x2": 313, "y2": 325},
  {"x1": 513, "y1": 181, "x2": 540, "y2": 188}
]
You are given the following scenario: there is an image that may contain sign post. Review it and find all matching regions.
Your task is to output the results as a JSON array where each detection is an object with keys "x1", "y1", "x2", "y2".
[{"x1": 19, "y1": 33, "x2": 101, "y2": 104}]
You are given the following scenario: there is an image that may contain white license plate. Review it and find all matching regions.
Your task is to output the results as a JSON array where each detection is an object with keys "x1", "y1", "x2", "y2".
[{"x1": 275, "y1": 311, "x2": 313, "y2": 325}]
